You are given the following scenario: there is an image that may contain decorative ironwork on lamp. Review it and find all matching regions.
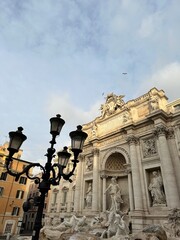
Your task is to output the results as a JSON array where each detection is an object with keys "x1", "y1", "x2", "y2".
[{"x1": 5, "y1": 114, "x2": 88, "y2": 240}]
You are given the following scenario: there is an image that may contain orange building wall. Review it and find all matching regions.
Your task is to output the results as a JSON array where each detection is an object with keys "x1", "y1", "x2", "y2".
[{"x1": 0, "y1": 142, "x2": 31, "y2": 236}]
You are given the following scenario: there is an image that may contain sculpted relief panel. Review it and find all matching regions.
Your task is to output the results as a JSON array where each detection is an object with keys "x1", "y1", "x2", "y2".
[
  {"x1": 142, "y1": 137, "x2": 157, "y2": 158},
  {"x1": 85, "y1": 157, "x2": 93, "y2": 172}
]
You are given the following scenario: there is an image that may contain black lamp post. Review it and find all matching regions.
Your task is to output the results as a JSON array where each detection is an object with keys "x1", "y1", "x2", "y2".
[{"x1": 5, "y1": 114, "x2": 88, "y2": 240}]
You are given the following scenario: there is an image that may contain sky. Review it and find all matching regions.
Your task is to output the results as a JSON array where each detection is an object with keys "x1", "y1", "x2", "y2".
[{"x1": 0, "y1": 0, "x2": 180, "y2": 166}]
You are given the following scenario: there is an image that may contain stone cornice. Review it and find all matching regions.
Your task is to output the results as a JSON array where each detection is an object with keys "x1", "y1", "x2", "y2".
[
  {"x1": 99, "y1": 170, "x2": 127, "y2": 178},
  {"x1": 147, "y1": 109, "x2": 171, "y2": 122}
]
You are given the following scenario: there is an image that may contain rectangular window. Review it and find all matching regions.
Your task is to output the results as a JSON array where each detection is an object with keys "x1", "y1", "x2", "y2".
[
  {"x1": 0, "y1": 187, "x2": 4, "y2": 196},
  {"x1": 53, "y1": 192, "x2": 58, "y2": 205},
  {"x1": 4, "y1": 223, "x2": 13, "y2": 234},
  {"x1": 16, "y1": 190, "x2": 24, "y2": 199},
  {"x1": 19, "y1": 176, "x2": 27, "y2": 185},
  {"x1": 0, "y1": 172, "x2": 7, "y2": 181},
  {"x1": 12, "y1": 207, "x2": 20, "y2": 216},
  {"x1": 63, "y1": 191, "x2": 67, "y2": 205}
]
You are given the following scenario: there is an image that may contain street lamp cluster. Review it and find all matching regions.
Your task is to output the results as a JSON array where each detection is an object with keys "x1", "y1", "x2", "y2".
[{"x1": 5, "y1": 114, "x2": 88, "y2": 240}]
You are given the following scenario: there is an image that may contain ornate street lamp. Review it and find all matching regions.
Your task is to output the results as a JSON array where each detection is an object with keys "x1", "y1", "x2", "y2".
[{"x1": 5, "y1": 114, "x2": 88, "y2": 240}]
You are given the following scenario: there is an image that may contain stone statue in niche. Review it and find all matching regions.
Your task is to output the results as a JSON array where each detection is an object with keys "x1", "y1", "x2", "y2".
[
  {"x1": 148, "y1": 171, "x2": 166, "y2": 206},
  {"x1": 85, "y1": 182, "x2": 92, "y2": 208},
  {"x1": 104, "y1": 177, "x2": 123, "y2": 212},
  {"x1": 85, "y1": 157, "x2": 93, "y2": 172},
  {"x1": 143, "y1": 138, "x2": 157, "y2": 158}
]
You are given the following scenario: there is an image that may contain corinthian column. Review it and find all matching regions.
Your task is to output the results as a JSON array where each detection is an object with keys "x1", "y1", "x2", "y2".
[
  {"x1": 125, "y1": 168, "x2": 134, "y2": 211},
  {"x1": 127, "y1": 136, "x2": 143, "y2": 210},
  {"x1": 101, "y1": 175, "x2": 107, "y2": 212},
  {"x1": 92, "y1": 148, "x2": 99, "y2": 212},
  {"x1": 154, "y1": 125, "x2": 180, "y2": 208},
  {"x1": 74, "y1": 155, "x2": 84, "y2": 213},
  {"x1": 174, "y1": 125, "x2": 180, "y2": 151}
]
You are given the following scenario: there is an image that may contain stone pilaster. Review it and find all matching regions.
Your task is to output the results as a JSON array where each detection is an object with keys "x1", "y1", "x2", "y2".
[
  {"x1": 166, "y1": 127, "x2": 180, "y2": 196},
  {"x1": 73, "y1": 155, "x2": 84, "y2": 213},
  {"x1": 154, "y1": 125, "x2": 180, "y2": 208},
  {"x1": 92, "y1": 148, "x2": 99, "y2": 212},
  {"x1": 136, "y1": 142, "x2": 148, "y2": 210},
  {"x1": 127, "y1": 136, "x2": 143, "y2": 210}
]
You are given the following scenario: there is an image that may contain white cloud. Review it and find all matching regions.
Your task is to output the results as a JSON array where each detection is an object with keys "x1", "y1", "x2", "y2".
[
  {"x1": 46, "y1": 93, "x2": 101, "y2": 126},
  {"x1": 138, "y1": 15, "x2": 155, "y2": 38},
  {"x1": 138, "y1": 62, "x2": 180, "y2": 100}
]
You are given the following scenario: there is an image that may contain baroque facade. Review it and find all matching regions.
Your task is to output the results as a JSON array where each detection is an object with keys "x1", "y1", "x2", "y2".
[{"x1": 47, "y1": 87, "x2": 180, "y2": 232}]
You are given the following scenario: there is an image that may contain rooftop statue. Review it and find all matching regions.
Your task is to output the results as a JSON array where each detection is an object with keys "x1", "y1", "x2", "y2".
[{"x1": 100, "y1": 93, "x2": 125, "y2": 118}]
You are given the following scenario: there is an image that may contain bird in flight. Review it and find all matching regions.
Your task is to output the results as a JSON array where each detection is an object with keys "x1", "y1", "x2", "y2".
[{"x1": 122, "y1": 73, "x2": 127, "y2": 75}]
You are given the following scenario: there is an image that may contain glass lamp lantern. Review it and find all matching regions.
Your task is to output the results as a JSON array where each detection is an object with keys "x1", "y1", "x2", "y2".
[
  {"x1": 57, "y1": 146, "x2": 71, "y2": 167},
  {"x1": 50, "y1": 114, "x2": 65, "y2": 137},
  {"x1": 69, "y1": 125, "x2": 88, "y2": 152},
  {"x1": 8, "y1": 127, "x2": 27, "y2": 157}
]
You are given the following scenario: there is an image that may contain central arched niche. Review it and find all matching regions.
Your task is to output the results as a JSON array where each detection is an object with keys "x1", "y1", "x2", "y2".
[
  {"x1": 105, "y1": 152, "x2": 126, "y2": 171},
  {"x1": 105, "y1": 152, "x2": 129, "y2": 212}
]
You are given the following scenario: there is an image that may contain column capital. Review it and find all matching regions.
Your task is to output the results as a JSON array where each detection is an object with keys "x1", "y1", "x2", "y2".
[
  {"x1": 78, "y1": 154, "x2": 85, "y2": 162},
  {"x1": 100, "y1": 175, "x2": 108, "y2": 179},
  {"x1": 126, "y1": 135, "x2": 139, "y2": 145},
  {"x1": 166, "y1": 127, "x2": 175, "y2": 139},
  {"x1": 92, "y1": 148, "x2": 99, "y2": 156},
  {"x1": 154, "y1": 125, "x2": 167, "y2": 137}
]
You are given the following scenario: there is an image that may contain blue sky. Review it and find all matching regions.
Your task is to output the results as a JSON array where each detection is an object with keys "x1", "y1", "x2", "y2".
[{"x1": 0, "y1": 0, "x2": 180, "y2": 164}]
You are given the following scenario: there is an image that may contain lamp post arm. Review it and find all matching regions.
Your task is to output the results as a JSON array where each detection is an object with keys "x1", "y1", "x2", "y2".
[
  {"x1": 62, "y1": 159, "x2": 78, "y2": 182},
  {"x1": 5, "y1": 157, "x2": 45, "y2": 182},
  {"x1": 50, "y1": 163, "x2": 64, "y2": 184}
]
